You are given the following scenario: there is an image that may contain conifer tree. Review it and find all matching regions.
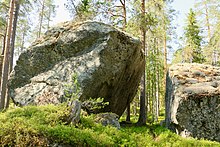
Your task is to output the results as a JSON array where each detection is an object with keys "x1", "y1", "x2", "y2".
[
  {"x1": 33, "y1": 0, "x2": 56, "y2": 38},
  {"x1": 183, "y1": 8, "x2": 205, "y2": 63},
  {"x1": 65, "y1": 0, "x2": 95, "y2": 21},
  {"x1": 137, "y1": 0, "x2": 146, "y2": 126},
  {"x1": 195, "y1": 0, "x2": 220, "y2": 65},
  {"x1": 0, "y1": 0, "x2": 15, "y2": 110}
]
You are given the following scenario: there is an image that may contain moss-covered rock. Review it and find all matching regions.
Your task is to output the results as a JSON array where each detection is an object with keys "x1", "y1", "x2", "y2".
[
  {"x1": 9, "y1": 21, "x2": 144, "y2": 117},
  {"x1": 95, "y1": 113, "x2": 120, "y2": 129}
]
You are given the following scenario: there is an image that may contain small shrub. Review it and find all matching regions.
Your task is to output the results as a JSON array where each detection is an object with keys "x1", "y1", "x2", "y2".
[{"x1": 63, "y1": 73, "x2": 81, "y2": 101}]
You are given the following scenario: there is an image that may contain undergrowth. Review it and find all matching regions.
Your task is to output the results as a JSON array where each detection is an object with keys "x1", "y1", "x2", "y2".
[{"x1": 0, "y1": 104, "x2": 219, "y2": 146}]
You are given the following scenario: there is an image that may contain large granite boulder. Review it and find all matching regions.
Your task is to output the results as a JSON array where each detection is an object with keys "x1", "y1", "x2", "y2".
[
  {"x1": 165, "y1": 63, "x2": 220, "y2": 141},
  {"x1": 9, "y1": 21, "x2": 144, "y2": 117}
]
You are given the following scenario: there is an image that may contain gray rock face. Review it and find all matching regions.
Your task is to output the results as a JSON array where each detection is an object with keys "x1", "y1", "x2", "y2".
[
  {"x1": 165, "y1": 63, "x2": 220, "y2": 142},
  {"x1": 9, "y1": 21, "x2": 144, "y2": 117},
  {"x1": 95, "y1": 113, "x2": 120, "y2": 129}
]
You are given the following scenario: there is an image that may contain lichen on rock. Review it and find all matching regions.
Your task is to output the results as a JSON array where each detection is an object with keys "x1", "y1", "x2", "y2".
[
  {"x1": 95, "y1": 113, "x2": 120, "y2": 129},
  {"x1": 165, "y1": 63, "x2": 220, "y2": 142},
  {"x1": 9, "y1": 21, "x2": 144, "y2": 117}
]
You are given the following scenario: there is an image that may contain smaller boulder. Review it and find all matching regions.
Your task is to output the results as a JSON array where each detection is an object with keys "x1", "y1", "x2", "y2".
[{"x1": 95, "y1": 113, "x2": 120, "y2": 129}]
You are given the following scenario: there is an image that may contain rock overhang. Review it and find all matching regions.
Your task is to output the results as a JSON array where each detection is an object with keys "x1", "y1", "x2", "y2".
[{"x1": 9, "y1": 21, "x2": 144, "y2": 117}]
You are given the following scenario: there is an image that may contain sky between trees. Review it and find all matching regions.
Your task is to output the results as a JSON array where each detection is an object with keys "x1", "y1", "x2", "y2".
[{"x1": 52, "y1": 0, "x2": 195, "y2": 60}]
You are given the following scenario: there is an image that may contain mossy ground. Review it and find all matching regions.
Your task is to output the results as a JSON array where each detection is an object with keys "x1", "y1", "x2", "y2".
[{"x1": 0, "y1": 104, "x2": 219, "y2": 146}]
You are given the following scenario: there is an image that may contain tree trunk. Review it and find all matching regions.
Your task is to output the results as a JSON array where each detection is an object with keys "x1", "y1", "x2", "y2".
[
  {"x1": 9, "y1": 0, "x2": 20, "y2": 73},
  {"x1": 120, "y1": 0, "x2": 126, "y2": 30},
  {"x1": 47, "y1": 7, "x2": 51, "y2": 30},
  {"x1": 204, "y1": 2, "x2": 211, "y2": 41},
  {"x1": 119, "y1": 0, "x2": 130, "y2": 122},
  {"x1": 155, "y1": 74, "x2": 159, "y2": 122},
  {"x1": 5, "y1": 0, "x2": 20, "y2": 108},
  {"x1": 137, "y1": 74, "x2": 146, "y2": 125},
  {"x1": 163, "y1": 30, "x2": 167, "y2": 112},
  {"x1": 20, "y1": 29, "x2": 26, "y2": 54},
  {"x1": 0, "y1": 0, "x2": 15, "y2": 110},
  {"x1": 1, "y1": 29, "x2": 7, "y2": 55},
  {"x1": 163, "y1": 31, "x2": 167, "y2": 82},
  {"x1": 126, "y1": 101, "x2": 131, "y2": 122},
  {"x1": 0, "y1": 55, "x2": 3, "y2": 87},
  {"x1": 137, "y1": 0, "x2": 146, "y2": 126},
  {"x1": 155, "y1": 38, "x2": 160, "y2": 122},
  {"x1": 69, "y1": 0, "x2": 79, "y2": 17},
  {"x1": 37, "y1": 0, "x2": 45, "y2": 38},
  {"x1": 0, "y1": 30, "x2": 6, "y2": 89}
]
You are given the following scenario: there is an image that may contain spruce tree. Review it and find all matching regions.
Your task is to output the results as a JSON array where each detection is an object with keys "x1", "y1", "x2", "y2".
[{"x1": 184, "y1": 8, "x2": 205, "y2": 63}]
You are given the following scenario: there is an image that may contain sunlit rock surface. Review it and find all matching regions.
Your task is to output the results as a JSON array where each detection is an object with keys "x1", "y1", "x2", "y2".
[
  {"x1": 9, "y1": 21, "x2": 144, "y2": 117},
  {"x1": 165, "y1": 63, "x2": 220, "y2": 142}
]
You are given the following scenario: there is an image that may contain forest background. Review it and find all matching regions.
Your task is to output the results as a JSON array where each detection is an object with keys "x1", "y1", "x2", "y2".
[{"x1": 1, "y1": 0, "x2": 220, "y2": 124}]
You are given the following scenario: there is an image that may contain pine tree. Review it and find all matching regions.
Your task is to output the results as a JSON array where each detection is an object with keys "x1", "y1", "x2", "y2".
[
  {"x1": 9, "y1": 0, "x2": 20, "y2": 73},
  {"x1": 15, "y1": 0, "x2": 32, "y2": 56},
  {"x1": 195, "y1": 0, "x2": 220, "y2": 42},
  {"x1": 120, "y1": 0, "x2": 174, "y2": 123},
  {"x1": 0, "y1": 0, "x2": 9, "y2": 54},
  {"x1": 0, "y1": 0, "x2": 15, "y2": 110},
  {"x1": 195, "y1": 0, "x2": 220, "y2": 65},
  {"x1": 137, "y1": 0, "x2": 147, "y2": 126},
  {"x1": 33, "y1": 0, "x2": 56, "y2": 38},
  {"x1": 65, "y1": 0, "x2": 95, "y2": 21},
  {"x1": 0, "y1": 1, "x2": 8, "y2": 88},
  {"x1": 0, "y1": 0, "x2": 33, "y2": 110}
]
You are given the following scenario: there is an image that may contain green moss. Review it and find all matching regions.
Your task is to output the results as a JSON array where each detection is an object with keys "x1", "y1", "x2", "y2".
[{"x1": 0, "y1": 104, "x2": 219, "y2": 146}]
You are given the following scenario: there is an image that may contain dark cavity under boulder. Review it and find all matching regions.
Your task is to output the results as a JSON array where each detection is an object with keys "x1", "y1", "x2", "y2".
[
  {"x1": 9, "y1": 21, "x2": 144, "y2": 117},
  {"x1": 165, "y1": 63, "x2": 220, "y2": 142}
]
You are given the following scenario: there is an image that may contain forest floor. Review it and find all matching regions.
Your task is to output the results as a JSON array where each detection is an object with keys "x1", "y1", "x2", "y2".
[{"x1": 0, "y1": 104, "x2": 219, "y2": 146}]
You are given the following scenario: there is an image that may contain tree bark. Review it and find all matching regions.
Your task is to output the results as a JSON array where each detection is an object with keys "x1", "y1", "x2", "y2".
[
  {"x1": 155, "y1": 38, "x2": 160, "y2": 122},
  {"x1": 0, "y1": 0, "x2": 15, "y2": 110},
  {"x1": 9, "y1": 0, "x2": 20, "y2": 73},
  {"x1": 0, "y1": 55, "x2": 3, "y2": 88},
  {"x1": 1, "y1": 29, "x2": 7, "y2": 55},
  {"x1": 5, "y1": 0, "x2": 20, "y2": 108},
  {"x1": 47, "y1": 6, "x2": 51, "y2": 30},
  {"x1": 19, "y1": 27, "x2": 26, "y2": 55},
  {"x1": 0, "y1": 30, "x2": 6, "y2": 90},
  {"x1": 137, "y1": 0, "x2": 147, "y2": 126},
  {"x1": 126, "y1": 100, "x2": 131, "y2": 122},
  {"x1": 204, "y1": 2, "x2": 211, "y2": 41},
  {"x1": 163, "y1": 31, "x2": 167, "y2": 88},
  {"x1": 119, "y1": 0, "x2": 130, "y2": 122},
  {"x1": 69, "y1": 0, "x2": 79, "y2": 17},
  {"x1": 37, "y1": 0, "x2": 45, "y2": 38},
  {"x1": 120, "y1": 0, "x2": 126, "y2": 30}
]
